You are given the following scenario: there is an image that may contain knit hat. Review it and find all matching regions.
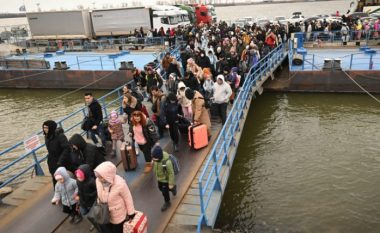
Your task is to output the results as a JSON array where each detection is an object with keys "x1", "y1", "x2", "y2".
[
  {"x1": 110, "y1": 111, "x2": 118, "y2": 119},
  {"x1": 185, "y1": 88, "x2": 195, "y2": 100},
  {"x1": 151, "y1": 146, "x2": 163, "y2": 161},
  {"x1": 75, "y1": 169, "x2": 85, "y2": 180},
  {"x1": 54, "y1": 174, "x2": 63, "y2": 181}
]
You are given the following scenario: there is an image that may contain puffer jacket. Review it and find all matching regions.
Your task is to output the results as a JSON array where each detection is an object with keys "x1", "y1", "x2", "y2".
[
  {"x1": 153, "y1": 152, "x2": 175, "y2": 186},
  {"x1": 53, "y1": 167, "x2": 78, "y2": 206},
  {"x1": 76, "y1": 164, "x2": 97, "y2": 209},
  {"x1": 94, "y1": 162, "x2": 135, "y2": 224},
  {"x1": 69, "y1": 134, "x2": 105, "y2": 170}
]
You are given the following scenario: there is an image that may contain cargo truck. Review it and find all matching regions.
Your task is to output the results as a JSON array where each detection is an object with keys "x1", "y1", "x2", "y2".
[
  {"x1": 91, "y1": 6, "x2": 189, "y2": 38},
  {"x1": 27, "y1": 10, "x2": 92, "y2": 40}
]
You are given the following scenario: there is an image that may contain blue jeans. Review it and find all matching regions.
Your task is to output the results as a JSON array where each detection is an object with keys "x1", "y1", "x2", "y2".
[{"x1": 90, "y1": 125, "x2": 106, "y2": 146}]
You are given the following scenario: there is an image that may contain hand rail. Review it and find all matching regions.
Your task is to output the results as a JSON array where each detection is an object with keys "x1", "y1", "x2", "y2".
[
  {"x1": 0, "y1": 44, "x2": 184, "y2": 189},
  {"x1": 197, "y1": 43, "x2": 286, "y2": 232}
]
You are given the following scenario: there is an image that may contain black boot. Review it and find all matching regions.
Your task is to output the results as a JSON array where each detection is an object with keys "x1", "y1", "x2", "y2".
[
  {"x1": 161, "y1": 202, "x2": 171, "y2": 212},
  {"x1": 170, "y1": 185, "x2": 177, "y2": 196}
]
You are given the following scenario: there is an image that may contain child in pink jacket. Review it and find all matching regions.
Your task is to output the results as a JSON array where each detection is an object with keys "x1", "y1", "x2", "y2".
[{"x1": 94, "y1": 161, "x2": 135, "y2": 233}]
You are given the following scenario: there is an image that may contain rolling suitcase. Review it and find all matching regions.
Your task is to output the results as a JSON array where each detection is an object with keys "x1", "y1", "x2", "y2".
[
  {"x1": 188, "y1": 124, "x2": 208, "y2": 150},
  {"x1": 120, "y1": 141, "x2": 138, "y2": 171},
  {"x1": 123, "y1": 211, "x2": 148, "y2": 233}
]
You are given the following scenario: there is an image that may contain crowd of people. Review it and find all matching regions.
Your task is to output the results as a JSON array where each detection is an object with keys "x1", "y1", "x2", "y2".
[{"x1": 42, "y1": 20, "x2": 284, "y2": 233}]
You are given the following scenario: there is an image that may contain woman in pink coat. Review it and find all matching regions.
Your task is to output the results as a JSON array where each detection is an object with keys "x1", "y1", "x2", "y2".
[{"x1": 94, "y1": 161, "x2": 135, "y2": 233}]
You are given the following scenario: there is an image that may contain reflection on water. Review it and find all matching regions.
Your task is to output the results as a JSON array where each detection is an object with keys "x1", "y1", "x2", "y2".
[{"x1": 216, "y1": 93, "x2": 380, "y2": 233}]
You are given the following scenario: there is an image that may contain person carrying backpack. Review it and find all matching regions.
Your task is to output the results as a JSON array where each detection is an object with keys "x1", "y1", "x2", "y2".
[{"x1": 152, "y1": 146, "x2": 177, "y2": 212}]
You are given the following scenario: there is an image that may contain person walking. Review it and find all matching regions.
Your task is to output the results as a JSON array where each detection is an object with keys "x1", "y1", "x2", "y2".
[
  {"x1": 94, "y1": 161, "x2": 135, "y2": 233},
  {"x1": 129, "y1": 111, "x2": 159, "y2": 173},
  {"x1": 177, "y1": 81, "x2": 193, "y2": 122},
  {"x1": 212, "y1": 75, "x2": 232, "y2": 125},
  {"x1": 162, "y1": 93, "x2": 181, "y2": 152},
  {"x1": 51, "y1": 167, "x2": 82, "y2": 224},
  {"x1": 185, "y1": 88, "x2": 212, "y2": 138},
  {"x1": 68, "y1": 134, "x2": 105, "y2": 171},
  {"x1": 152, "y1": 146, "x2": 176, "y2": 212},
  {"x1": 84, "y1": 93, "x2": 106, "y2": 147},
  {"x1": 42, "y1": 120, "x2": 70, "y2": 189},
  {"x1": 75, "y1": 164, "x2": 100, "y2": 232}
]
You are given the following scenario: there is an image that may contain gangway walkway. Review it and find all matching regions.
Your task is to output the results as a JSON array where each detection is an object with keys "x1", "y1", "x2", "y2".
[{"x1": 0, "y1": 43, "x2": 287, "y2": 233}]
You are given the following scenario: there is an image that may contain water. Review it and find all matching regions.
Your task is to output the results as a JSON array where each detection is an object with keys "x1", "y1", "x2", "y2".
[
  {"x1": 215, "y1": 0, "x2": 349, "y2": 20},
  {"x1": 216, "y1": 93, "x2": 380, "y2": 233},
  {"x1": 0, "y1": 89, "x2": 107, "y2": 185}
]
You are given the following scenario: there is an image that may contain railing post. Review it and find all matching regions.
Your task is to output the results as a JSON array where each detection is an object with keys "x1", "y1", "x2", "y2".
[
  {"x1": 369, "y1": 54, "x2": 374, "y2": 70},
  {"x1": 312, "y1": 54, "x2": 315, "y2": 71},
  {"x1": 76, "y1": 56, "x2": 80, "y2": 70},
  {"x1": 302, "y1": 53, "x2": 305, "y2": 70},
  {"x1": 100, "y1": 56, "x2": 103, "y2": 70},
  {"x1": 101, "y1": 99, "x2": 108, "y2": 118},
  {"x1": 32, "y1": 150, "x2": 44, "y2": 176},
  {"x1": 350, "y1": 54, "x2": 353, "y2": 70},
  {"x1": 213, "y1": 151, "x2": 222, "y2": 191},
  {"x1": 113, "y1": 58, "x2": 116, "y2": 70}
]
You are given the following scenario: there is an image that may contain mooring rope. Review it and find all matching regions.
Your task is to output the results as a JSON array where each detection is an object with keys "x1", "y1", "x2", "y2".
[{"x1": 342, "y1": 70, "x2": 380, "y2": 104}]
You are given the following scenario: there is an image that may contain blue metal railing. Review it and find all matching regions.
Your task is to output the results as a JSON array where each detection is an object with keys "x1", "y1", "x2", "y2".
[
  {"x1": 0, "y1": 86, "x2": 125, "y2": 188},
  {"x1": 0, "y1": 44, "x2": 183, "y2": 189},
  {"x1": 197, "y1": 44, "x2": 286, "y2": 232},
  {"x1": 288, "y1": 35, "x2": 380, "y2": 71}
]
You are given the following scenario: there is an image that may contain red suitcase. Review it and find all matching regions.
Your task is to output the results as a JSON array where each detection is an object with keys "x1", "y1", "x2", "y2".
[
  {"x1": 120, "y1": 142, "x2": 138, "y2": 171},
  {"x1": 188, "y1": 124, "x2": 208, "y2": 150},
  {"x1": 123, "y1": 211, "x2": 147, "y2": 233}
]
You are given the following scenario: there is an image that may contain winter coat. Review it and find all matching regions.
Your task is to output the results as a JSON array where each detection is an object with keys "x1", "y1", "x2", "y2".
[
  {"x1": 163, "y1": 100, "x2": 181, "y2": 125},
  {"x1": 203, "y1": 79, "x2": 214, "y2": 94},
  {"x1": 76, "y1": 164, "x2": 97, "y2": 208},
  {"x1": 108, "y1": 117, "x2": 125, "y2": 141},
  {"x1": 177, "y1": 82, "x2": 192, "y2": 108},
  {"x1": 44, "y1": 121, "x2": 70, "y2": 175},
  {"x1": 183, "y1": 74, "x2": 200, "y2": 91},
  {"x1": 192, "y1": 91, "x2": 211, "y2": 132},
  {"x1": 53, "y1": 167, "x2": 78, "y2": 206},
  {"x1": 88, "y1": 99, "x2": 103, "y2": 127},
  {"x1": 153, "y1": 152, "x2": 175, "y2": 186},
  {"x1": 167, "y1": 63, "x2": 182, "y2": 78},
  {"x1": 94, "y1": 162, "x2": 135, "y2": 224},
  {"x1": 146, "y1": 73, "x2": 163, "y2": 91},
  {"x1": 166, "y1": 79, "x2": 178, "y2": 94},
  {"x1": 129, "y1": 117, "x2": 159, "y2": 147},
  {"x1": 69, "y1": 134, "x2": 105, "y2": 171},
  {"x1": 213, "y1": 76, "x2": 232, "y2": 104}
]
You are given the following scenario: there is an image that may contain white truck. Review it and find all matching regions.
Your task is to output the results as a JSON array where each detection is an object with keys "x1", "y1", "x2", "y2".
[
  {"x1": 91, "y1": 6, "x2": 188, "y2": 38},
  {"x1": 27, "y1": 10, "x2": 93, "y2": 40}
]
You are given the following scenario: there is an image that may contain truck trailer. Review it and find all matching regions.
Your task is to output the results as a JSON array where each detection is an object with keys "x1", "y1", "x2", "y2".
[
  {"x1": 27, "y1": 10, "x2": 92, "y2": 40},
  {"x1": 91, "y1": 6, "x2": 190, "y2": 38}
]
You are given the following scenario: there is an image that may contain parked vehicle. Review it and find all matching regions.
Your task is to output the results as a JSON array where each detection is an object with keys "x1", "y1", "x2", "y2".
[
  {"x1": 27, "y1": 6, "x2": 190, "y2": 41},
  {"x1": 285, "y1": 12, "x2": 305, "y2": 24},
  {"x1": 91, "y1": 6, "x2": 187, "y2": 37},
  {"x1": 27, "y1": 10, "x2": 92, "y2": 40}
]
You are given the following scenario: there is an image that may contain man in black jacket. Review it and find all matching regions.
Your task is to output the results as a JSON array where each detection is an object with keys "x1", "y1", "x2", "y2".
[
  {"x1": 42, "y1": 120, "x2": 70, "y2": 189},
  {"x1": 69, "y1": 134, "x2": 105, "y2": 171},
  {"x1": 84, "y1": 93, "x2": 106, "y2": 147}
]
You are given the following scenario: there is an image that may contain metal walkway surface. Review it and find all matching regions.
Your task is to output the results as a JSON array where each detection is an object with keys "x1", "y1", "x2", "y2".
[{"x1": 0, "y1": 118, "x2": 222, "y2": 233}]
